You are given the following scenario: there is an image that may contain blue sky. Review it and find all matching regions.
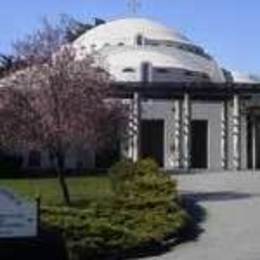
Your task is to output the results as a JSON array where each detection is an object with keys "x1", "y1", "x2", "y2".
[{"x1": 0, "y1": 0, "x2": 259, "y2": 74}]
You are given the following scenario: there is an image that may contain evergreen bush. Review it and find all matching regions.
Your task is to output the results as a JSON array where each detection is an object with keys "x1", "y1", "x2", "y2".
[{"x1": 42, "y1": 159, "x2": 190, "y2": 259}]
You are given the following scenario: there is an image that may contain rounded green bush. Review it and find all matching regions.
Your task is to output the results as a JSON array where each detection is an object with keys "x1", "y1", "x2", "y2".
[{"x1": 42, "y1": 159, "x2": 190, "y2": 259}]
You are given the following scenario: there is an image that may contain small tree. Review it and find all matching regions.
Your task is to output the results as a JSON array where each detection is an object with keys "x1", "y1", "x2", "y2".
[
  {"x1": 0, "y1": 17, "x2": 127, "y2": 205},
  {"x1": 12, "y1": 16, "x2": 95, "y2": 64},
  {"x1": 60, "y1": 14, "x2": 94, "y2": 42},
  {"x1": 0, "y1": 47, "x2": 125, "y2": 205},
  {"x1": 13, "y1": 18, "x2": 67, "y2": 66},
  {"x1": 1, "y1": 18, "x2": 67, "y2": 79}
]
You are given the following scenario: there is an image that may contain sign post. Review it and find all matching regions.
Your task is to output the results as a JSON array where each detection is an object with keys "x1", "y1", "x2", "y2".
[{"x1": 0, "y1": 189, "x2": 38, "y2": 238}]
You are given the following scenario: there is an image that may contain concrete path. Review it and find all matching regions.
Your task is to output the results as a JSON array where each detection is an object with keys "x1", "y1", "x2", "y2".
[{"x1": 144, "y1": 172, "x2": 260, "y2": 260}]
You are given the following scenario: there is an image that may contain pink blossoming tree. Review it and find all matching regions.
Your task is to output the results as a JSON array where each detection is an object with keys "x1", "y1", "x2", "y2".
[{"x1": 0, "y1": 21, "x2": 126, "y2": 205}]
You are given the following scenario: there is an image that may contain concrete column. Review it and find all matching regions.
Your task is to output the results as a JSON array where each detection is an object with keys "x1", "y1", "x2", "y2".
[
  {"x1": 131, "y1": 92, "x2": 141, "y2": 162},
  {"x1": 221, "y1": 101, "x2": 228, "y2": 169},
  {"x1": 173, "y1": 99, "x2": 182, "y2": 168},
  {"x1": 126, "y1": 99, "x2": 134, "y2": 160},
  {"x1": 232, "y1": 94, "x2": 241, "y2": 170},
  {"x1": 183, "y1": 93, "x2": 191, "y2": 170},
  {"x1": 252, "y1": 117, "x2": 257, "y2": 170}
]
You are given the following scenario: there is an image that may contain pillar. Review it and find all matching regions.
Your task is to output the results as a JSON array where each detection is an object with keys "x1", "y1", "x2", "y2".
[
  {"x1": 232, "y1": 94, "x2": 241, "y2": 170},
  {"x1": 127, "y1": 99, "x2": 133, "y2": 160},
  {"x1": 128, "y1": 92, "x2": 141, "y2": 162},
  {"x1": 173, "y1": 99, "x2": 182, "y2": 168},
  {"x1": 183, "y1": 93, "x2": 191, "y2": 170},
  {"x1": 221, "y1": 100, "x2": 228, "y2": 169},
  {"x1": 252, "y1": 116, "x2": 257, "y2": 170}
]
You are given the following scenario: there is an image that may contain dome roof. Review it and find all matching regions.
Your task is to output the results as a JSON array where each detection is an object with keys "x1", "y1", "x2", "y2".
[
  {"x1": 74, "y1": 18, "x2": 191, "y2": 52},
  {"x1": 73, "y1": 17, "x2": 225, "y2": 83},
  {"x1": 101, "y1": 48, "x2": 225, "y2": 82}
]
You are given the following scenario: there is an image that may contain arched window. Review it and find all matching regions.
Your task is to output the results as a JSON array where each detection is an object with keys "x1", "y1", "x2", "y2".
[
  {"x1": 185, "y1": 71, "x2": 194, "y2": 76},
  {"x1": 201, "y1": 73, "x2": 210, "y2": 80},
  {"x1": 123, "y1": 67, "x2": 135, "y2": 73},
  {"x1": 136, "y1": 34, "x2": 144, "y2": 46},
  {"x1": 166, "y1": 43, "x2": 174, "y2": 47},
  {"x1": 149, "y1": 42, "x2": 160, "y2": 47},
  {"x1": 156, "y1": 68, "x2": 170, "y2": 74},
  {"x1": 91, "y1": 44, "x2": 97, "y2": 50}
]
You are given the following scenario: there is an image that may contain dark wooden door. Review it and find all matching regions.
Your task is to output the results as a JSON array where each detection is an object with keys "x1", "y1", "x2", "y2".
[
  {"x1": 191, "y1": 120, "x2": 208, "y2": 169},
  {"x1": 141, "y1": 120, "x2": 164, "y2": 167},
  {"x1": 255, "y1": 120, "x2": 260, "y2": 169}
]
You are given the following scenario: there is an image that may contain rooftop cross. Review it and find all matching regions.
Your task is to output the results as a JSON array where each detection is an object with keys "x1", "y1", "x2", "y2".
[{"x1": 128, "y1": 0, "x2": 141, "y2": 15}]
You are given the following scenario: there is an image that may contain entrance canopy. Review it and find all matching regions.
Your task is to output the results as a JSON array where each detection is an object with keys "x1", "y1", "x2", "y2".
[
  {"x1": 115, "y1": 81, "x2": 260, "y2": 171},
  {"x1": 113, "y1": 82, "x2": 260, "y2": 100}
]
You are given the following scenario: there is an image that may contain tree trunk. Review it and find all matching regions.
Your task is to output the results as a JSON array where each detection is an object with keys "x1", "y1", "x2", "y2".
[{"x1": 56, "y1": 153, "x2": 71, "y2": 205}]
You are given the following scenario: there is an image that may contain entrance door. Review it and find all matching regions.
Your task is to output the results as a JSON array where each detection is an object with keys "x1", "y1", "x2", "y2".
[
  {"x1": 141, "y1": 120, "x2": 164, "y2": 167},
  {"x1": 247, "y1": 116, "x2": 260, "y2": 169},
  {"x1": 191, "y1": 120, "x2": 208, "y2": 169},
  {"x1": 255, "y1": 121, "x2": 260, "y2": 169}
]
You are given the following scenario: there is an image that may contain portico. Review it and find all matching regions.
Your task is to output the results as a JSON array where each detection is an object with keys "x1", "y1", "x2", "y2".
[{"x1": 117, "y1": 82, "x2": 260, "y2": 171}]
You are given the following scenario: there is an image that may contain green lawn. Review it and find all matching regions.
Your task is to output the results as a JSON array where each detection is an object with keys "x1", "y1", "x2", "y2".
[{"x1": 0, "y1": 176, "x2": 112, "y2": 206}]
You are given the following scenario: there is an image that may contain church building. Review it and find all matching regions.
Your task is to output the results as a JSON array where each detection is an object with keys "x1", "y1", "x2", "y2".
[
  {"x1": 3, "y1": 16, "x2": 260, "y2": 171},
  {"x1": 72, "y1": 17, "x2": 260, "y2": 171}
]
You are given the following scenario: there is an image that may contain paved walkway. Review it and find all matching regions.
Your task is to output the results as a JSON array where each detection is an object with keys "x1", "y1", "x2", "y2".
[{"x1": 145, "y1": 172, "x2": 260, "y2": 260}]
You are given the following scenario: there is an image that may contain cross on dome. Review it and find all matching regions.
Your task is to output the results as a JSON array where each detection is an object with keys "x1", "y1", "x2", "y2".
[{"x1": 128, "y1": 0, "x2": 141, "y2": 15}]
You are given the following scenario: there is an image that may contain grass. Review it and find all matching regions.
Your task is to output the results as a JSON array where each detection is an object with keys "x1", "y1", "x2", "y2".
[{"x1": 0, "y1": 176, "x2": 112, "y2": 206}]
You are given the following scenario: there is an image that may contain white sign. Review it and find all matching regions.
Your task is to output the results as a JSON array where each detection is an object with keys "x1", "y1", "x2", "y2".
[{"x1": 0, "y1": 189, "x2": 37, "y2": 238}]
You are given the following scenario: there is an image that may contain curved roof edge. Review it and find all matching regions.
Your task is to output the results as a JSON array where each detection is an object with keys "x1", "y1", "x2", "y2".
[{"x1": 230, "y1": 71, "x2": 260, "y2": 83}]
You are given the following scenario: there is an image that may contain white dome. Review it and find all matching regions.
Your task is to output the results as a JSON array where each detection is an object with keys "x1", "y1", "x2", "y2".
[
  {"x1": 73, "y1": 17, "x2": 225, "y2": 83},
  {"x1": 74, "y1": 18, "x2": 191, "y2": 52},
  {"x1": 101, "y1": 48, "x2": 225, "y2": 82}
]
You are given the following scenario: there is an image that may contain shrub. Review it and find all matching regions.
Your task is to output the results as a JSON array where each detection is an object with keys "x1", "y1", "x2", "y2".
[
  {"x1": 42, "y1": 206, "x2": 140, "y2": 259},
  {"x1": 42, "y1": 159, "x2": 190, "y2": 259},
  {"x1": 110, "y1": 159, "x2": 189, "y2": 243},
  {"x1": 109, "y1": 159, "x2": 134, "y2": 193}
]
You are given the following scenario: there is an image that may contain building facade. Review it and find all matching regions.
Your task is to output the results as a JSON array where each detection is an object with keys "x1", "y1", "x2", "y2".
[
  {"x1": 72, "y1": 17, "x2": 260, "y2": 171},
  {"x1": 7, "y1": 17, "x2": 260, "y2": 171}
]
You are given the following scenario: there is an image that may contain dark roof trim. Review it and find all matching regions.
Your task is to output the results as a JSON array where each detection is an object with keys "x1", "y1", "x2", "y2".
[{"x1": 112, "y1": 81, "x2": 260, "y2": 100}]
